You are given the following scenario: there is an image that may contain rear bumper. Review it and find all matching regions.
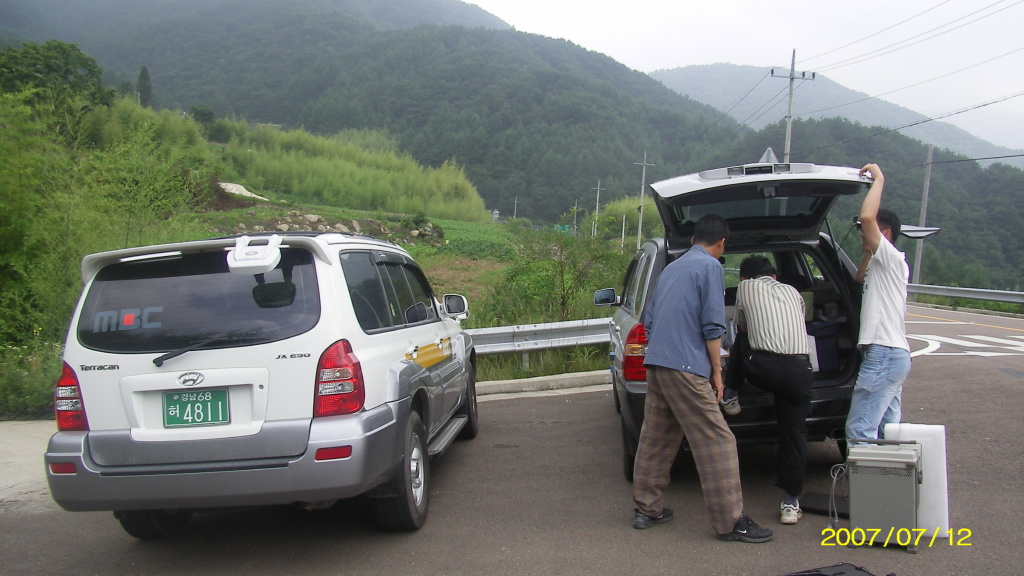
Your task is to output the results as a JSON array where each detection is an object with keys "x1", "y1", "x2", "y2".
[{"x1": 45, "y1": 402, "x2": 405, "y2": 512}]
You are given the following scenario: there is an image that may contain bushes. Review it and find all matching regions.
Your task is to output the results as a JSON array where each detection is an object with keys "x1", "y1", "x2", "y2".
[{"x1": 0, "y1": 342, "x2": 63, "y2": 420}]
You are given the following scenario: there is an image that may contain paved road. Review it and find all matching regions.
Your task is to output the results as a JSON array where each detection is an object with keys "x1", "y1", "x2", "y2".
[{"x1": 1, "y1": 305, "x2": 1021, "y2": 575}]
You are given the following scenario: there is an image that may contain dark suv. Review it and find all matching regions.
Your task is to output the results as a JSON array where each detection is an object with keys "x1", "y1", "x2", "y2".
[{"x1": 596, "y1": 153, "x2": 871, "y2": 479}]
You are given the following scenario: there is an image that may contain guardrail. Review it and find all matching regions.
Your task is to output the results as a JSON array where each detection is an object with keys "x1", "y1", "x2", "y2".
[
  {"x1": 466, "y1": 318, "x2": 610, "y2": 370},
  {"x1": 466, "y1": 285, "x2": 1023, "y2": 368},
  {"x1": 909, "y1": 284, "x2": 1024, "y2": 304}
]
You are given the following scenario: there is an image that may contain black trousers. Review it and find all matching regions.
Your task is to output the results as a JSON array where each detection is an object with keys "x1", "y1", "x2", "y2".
[{"x1": 725, "y1": 332, "x2": 813, "y2": 497}]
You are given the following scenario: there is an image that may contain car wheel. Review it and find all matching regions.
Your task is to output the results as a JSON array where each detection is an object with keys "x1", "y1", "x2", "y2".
[
  {"x1": 456, "y1": 363, "x2": 479, "y2": 440},
  {"x1": 612, "y1": 379, "x2": 622, "y2": 414},
  {"x1": 370, "y1": 411, "x2": 429, "y2": 531},
  {"x1": 621, "y1": 416, "x2": 635, "y2": 482},
  {"x1": 114, "y1": 510, "x2": 192, "y2": 539}
]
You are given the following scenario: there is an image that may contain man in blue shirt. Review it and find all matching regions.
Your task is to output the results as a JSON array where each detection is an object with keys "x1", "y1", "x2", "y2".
[{"x1": 631, "y1": 215, "x2": 772, "y2": 543}]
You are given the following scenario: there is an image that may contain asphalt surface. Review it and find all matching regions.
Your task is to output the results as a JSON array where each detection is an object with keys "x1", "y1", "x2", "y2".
[{"x1": 0, "y1": 371, "x2": 612, "y2": 510}]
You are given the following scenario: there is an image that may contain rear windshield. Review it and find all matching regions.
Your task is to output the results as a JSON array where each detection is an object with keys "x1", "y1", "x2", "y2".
[
  {"x1": 666, "y1": 195, "x2": 828, "y2": 226},
  {"x1": 77, "y1": 248, "x2": 320, "y2": 353}
]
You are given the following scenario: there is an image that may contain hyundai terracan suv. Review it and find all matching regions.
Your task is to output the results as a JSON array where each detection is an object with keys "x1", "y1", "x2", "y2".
[
  {"x1": 596, "y1": 152, "x2": 872, "y2": 479},
  {"x1": 45, "y1": 232, "x2": 478, "y2": 537}
]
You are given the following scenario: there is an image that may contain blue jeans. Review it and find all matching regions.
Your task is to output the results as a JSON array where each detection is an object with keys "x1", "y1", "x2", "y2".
[{"x1": 845, "y1": 344, "x2": 911, "y2": 442}]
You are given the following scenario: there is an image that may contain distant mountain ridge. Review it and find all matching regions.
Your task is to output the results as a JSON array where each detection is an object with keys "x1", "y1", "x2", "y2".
[
  {"x1": 650, "y1": 64, "x2": 1024, "y2": 170},
  {"x1": 2, "y1": 0, "x2": 1022, "y2": 288}
]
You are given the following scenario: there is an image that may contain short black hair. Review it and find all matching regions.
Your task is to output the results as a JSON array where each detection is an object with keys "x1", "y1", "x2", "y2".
[
  {"x1": 739, "y1": 255, "x2": 776, "y2": 279},
  {"x1": 692, "y1": 214, "x2": 729, "y2": 246},
  {"x1": 877, "y1": 208, "x2": 901, "y2": 243}
]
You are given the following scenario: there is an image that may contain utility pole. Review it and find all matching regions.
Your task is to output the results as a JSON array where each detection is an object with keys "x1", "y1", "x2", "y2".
[
  {"x1": 621, "y1": 215, "x2": 626, "y2": 253},
  {"x1": 912, "y1": 145, "x2": 934, "y2": 289},
  {"x1": 591, "y1": 179, "x2": 604, "y2": 238},
  {"x1": 572, "y1": 199, "x2": 578, "y2": 236},
  {"x1": 513, "y1": 196, "x2": 518, "y2": 219},
  {"x1": 771, "y1": 50, "x2": 815, "y2": 162},
  {"x1": 635, "y1": 151, "x2": 655, "y2": 250}
]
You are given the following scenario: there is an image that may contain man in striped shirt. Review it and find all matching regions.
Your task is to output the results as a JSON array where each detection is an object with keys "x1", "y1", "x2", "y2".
[{"x1": 722, "y1": 255, "x2": 813, "y2": 525}]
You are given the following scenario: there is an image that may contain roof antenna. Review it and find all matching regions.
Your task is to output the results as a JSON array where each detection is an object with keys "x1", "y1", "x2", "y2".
[{"x1": 758, "y1": 148, "x2": 779, "y2": 163}]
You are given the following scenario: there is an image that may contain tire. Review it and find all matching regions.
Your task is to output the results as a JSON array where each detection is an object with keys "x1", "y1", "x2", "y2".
[
  {"x1": 370, "y1": 412, "x2": 430, "y2": 531},
  {"x1": 114, "y1": 510, "x2": 192, "y2": 539},
  {"x1": 837, "y1": 438, "x2": 849, "y2": 462},
  {"x1": 456, "y1": 363, "x2": 479, "y2": 440},
  {"x1": 612, "y1": 379, "x2": 622, "y2": 414},
  {"x1": 621, "y1": 416, "x2": 635, "y2": 482}
]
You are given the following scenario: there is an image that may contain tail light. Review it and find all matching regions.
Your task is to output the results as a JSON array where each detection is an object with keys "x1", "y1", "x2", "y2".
[
  {"x1": 54, "y1": 362, "x2": 89, "y2": 431},
  {"x1": 622, "y1": 323, "x2": 648, "y2": 381},
  {"x1": 314, "y1": 340, "x2": 365, "y2": 417}
]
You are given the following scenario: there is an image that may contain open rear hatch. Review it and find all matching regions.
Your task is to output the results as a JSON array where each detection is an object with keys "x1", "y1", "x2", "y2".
[{"x1": 650, "y1": 151, "x2": 868, "y2": 251}]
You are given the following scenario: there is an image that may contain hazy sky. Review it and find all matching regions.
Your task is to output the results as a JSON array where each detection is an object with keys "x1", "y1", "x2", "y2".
[{"x1": 466, "y1": 0, "x2": 1024, "y2": 149}]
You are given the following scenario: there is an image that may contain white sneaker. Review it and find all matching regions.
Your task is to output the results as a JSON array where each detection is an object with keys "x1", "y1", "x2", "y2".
[
  {"x1": 780, "y1": 503, "x2": 802, "y2": 525},
  {"x1": 720, "y1": 396, "x2": 740, "y2": 416}
]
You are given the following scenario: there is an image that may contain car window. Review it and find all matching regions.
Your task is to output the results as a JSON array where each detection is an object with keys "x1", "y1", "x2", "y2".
[
  {"x1": 339, "y1": 252, "x2": 393, "y2": 332},
  {"x1": 620, "y1": 258, "x2": 640, "y2": 308},
  {"x1": 631, "y1": 252, "x2": 655, "y2": 315},
  {"x1": 622, "y1": 252, "x2": 649, "y2": 313},
  {"x1": 402, "y1": 265, "x2": 440, "y2": 324},
  {"x1": 78, "y1": 248, "x2": 320, "y2": 353},
  {"x1": 381, "y1": 262, "x2": 418, "y2": 324},
  {"x1": 343, "y1": 251, "x2": 440, "y2": 330}
]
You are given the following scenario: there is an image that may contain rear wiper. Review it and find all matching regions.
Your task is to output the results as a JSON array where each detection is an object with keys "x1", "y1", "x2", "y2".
[{"x1": 153, "y1": 337, "x2": 228, "y2": 367}]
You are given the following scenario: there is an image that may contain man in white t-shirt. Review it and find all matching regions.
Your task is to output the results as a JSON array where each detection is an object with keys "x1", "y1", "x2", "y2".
[{"x1": 845, "y1": 163, "x2": 911, "y2": 444}]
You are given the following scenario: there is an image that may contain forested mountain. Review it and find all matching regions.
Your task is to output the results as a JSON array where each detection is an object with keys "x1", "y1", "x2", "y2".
[
  {"x1": 2, "y1": 0, "x2": 1022, "y2": 289},
  {"x1": 651, "y1": 64, "x2": 1024, "y2": 171}
]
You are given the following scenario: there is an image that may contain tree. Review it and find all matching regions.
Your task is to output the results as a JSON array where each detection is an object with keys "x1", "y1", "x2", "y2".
[
  {"x1": 137, "y1": 66, "x2": 152, "y2": 107},
  {"x1": 189, "y1": 104, "x2": 215, "y2": 125},
  {"x1": 0, "y1": 40, "x2": 113, "y2": 145}
]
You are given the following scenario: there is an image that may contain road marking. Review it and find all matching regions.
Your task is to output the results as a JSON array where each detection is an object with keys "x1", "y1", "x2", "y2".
[
  {"x1": 906, "y1": 320, "x2": 970, "y2": 325},
  {"x1": 908, "y1": 334, "x2": 1024, "y2": 357},
  {"x1": 913, "y1": 335, "x2": 1000, "y2": 348},
  {"x1": 908, "y1": 311, "x2": 1024, "y2": 334}
]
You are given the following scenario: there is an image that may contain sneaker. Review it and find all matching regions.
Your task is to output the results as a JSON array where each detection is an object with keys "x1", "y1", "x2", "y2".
[
  {"x1": 717, "y1": 513, "x2": 773, "y2": 543},
  {"x1": 780, "y1": 503, "x2": 802, "y2": 525},
  {"x1": 633, "y1": 508, "x2": 674, "y2": 530},
  {"x1": 720, "y1": 396, "x2": 741, "y2": 416}
]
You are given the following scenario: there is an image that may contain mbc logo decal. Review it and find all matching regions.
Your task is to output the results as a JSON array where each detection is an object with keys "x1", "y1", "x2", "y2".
[{"x1": 92, "y1": 307, "x2": 163, "y2": 333}]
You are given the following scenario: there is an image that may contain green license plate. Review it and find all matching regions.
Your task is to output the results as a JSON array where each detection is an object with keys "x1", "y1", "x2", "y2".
[{"x1": 163, "y1": 389, "x2": 230, "y2": 427}]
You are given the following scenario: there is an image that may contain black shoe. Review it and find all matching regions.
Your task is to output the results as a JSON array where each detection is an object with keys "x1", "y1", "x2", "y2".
[
  {"x1": 716, "y1": 513, "x2": 773, "y2": 543},
  {"x1": 633, "y1": 508, "x2": 674, "y2": 529}
]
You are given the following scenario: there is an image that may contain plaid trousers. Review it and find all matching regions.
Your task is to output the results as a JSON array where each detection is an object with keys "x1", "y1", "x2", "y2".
[{"x1": 632, "y1": 366, "x2": 744, "y2": 535}]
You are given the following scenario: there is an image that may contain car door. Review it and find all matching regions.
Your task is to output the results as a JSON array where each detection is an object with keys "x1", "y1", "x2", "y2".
[{"x1": 376, "y1": 255, "x2": 460, "y2": 433}]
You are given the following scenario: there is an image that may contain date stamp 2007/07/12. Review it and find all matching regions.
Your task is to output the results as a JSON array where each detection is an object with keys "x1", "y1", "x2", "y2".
[{"x1": 821, "y1": 527, "x2": 972, "y2": 547}]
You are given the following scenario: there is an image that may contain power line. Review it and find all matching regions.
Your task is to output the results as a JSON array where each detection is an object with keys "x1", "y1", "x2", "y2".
[
  {"x1": 800, "y1": 0, "x2": 956, "y2": 67},
  {"x1": 803, "y1": 91, "x2": 1024, "y2": 153},
  {"x1": 700, "y1": 70, "x2": 773, "y2": 134},
  {"x1": 812, "y1": 0, "x2": 1024, "y2": 73},
  {"x1": 796, "y1": 46, "x2": 1024, "y2": 118},
  {"x1": 932, "y1": 154, "x2": 1024, "y2": 164}
]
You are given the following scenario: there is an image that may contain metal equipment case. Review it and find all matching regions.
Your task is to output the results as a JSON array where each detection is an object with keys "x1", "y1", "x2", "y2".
[{"x1": 847, "y1": 442, "x2": 922, "y2": 552}]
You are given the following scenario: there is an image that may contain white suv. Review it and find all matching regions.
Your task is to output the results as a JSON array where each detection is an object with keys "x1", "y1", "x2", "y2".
[{"x1": 45, "y1": 233, "x2": 477, "y2": 537}]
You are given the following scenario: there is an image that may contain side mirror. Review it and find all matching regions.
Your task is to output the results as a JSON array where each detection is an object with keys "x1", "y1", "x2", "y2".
[
  {"x1": 253, "y1": 282, "x2": 296, "y2": 308},
  {"x1": 594, "y1": 288, "x2": 620, "y2": 306},
  {"x1": 443, "y1": 294, "x2": 469, "y2": 320}
]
